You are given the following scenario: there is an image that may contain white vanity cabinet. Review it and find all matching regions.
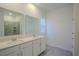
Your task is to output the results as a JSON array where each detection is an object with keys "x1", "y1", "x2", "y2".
[
  {"x1": 0, "y1": 36, "x2": 46, "y2": 56},
  {"x1": 40, "y1": 38, "x2": 46, "y2": 53},
  {"x1": 32, "y1": 39, "x2": 40, "y2": 56},
  {"x1": 20, "y1": 42, "x2": 32, "y2": 56},
  {"x1": 0, "y1": 46, "x2": 19, "y2": 56}
]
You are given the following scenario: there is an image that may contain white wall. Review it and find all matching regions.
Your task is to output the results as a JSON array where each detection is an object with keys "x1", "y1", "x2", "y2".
[
  {"x1": 0, "y1": 3, "x2": 44, "y2": 19},
  {"x1": 46, "y1": 5, "x2": 73, "y2": 51}
]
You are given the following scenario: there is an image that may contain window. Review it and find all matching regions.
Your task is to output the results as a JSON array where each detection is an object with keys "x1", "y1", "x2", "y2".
[{"x1": 40, "y1": 17, "x2": 46, "y2": 33}]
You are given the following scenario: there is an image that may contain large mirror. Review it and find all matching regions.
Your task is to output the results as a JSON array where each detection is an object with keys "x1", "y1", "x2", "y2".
[
  {"x1": 0, "y1": 7, "x2": 46, "y2": 37},
  {"x1": 0, "y1": 7, "x2": 24, "y2": 36},
  {"x1": 24, "y1": 15, "x2": 40, "y2": 34},
  {"x1": 24, "y1": 15, "x2": 46, "y2": 35},
  {"x1": 4, "y1": 11, "x2": 20, "y2": 36}
]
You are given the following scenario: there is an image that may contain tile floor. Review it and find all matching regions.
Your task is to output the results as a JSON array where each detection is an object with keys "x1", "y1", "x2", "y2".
[{"x1": 40, "y1": 45, "x2": 72, "y2": 56}]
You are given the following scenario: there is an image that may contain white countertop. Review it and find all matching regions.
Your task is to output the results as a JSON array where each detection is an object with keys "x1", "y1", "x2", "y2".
[{"x1": 0, "y1": 36, "x2": 44, "y2": 50}]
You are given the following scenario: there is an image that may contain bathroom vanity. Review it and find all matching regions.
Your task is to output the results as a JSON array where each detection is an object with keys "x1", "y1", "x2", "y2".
[
  {"x1": 0, "y1": 7, "x2": 46, "y2": 56},
  {"x1": 0, "y1": 36, "x2": 46, "y2": 56}
]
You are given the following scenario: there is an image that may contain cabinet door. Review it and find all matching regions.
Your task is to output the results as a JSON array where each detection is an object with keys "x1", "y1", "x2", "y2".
[
  {"x1": 33, "y1": 39, "x2": 40, "y2": 56},
  {"x1": 0, "y1": 46, "x2": 19, "y2": 56},
  {"x1": 6, "y1": 51, "x2": 19, "y2": 56},
  {"x1": 40, "y1": 38, "x2": 46, "y2": 53},
  {"x1": 21, "y1": 42, "x2": 32, "y2": 56}
]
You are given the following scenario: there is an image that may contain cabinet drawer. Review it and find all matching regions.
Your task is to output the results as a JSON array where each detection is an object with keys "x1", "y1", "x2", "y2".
[
  {"x1": 20, "y1": 42, "x2": 32, "y2": 49},
  {"x1": 0, "y1": 46, "x2": 19, "y2": 56}
]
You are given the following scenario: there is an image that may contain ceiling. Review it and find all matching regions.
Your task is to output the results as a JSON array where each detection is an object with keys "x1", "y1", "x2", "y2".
[{"x1": 34, "y1": 3, "x2": 73, "y2": 13}]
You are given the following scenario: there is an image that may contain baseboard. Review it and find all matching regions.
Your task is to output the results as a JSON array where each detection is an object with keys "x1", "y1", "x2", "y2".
[{"x1": 47, "y1": 44, "x2": 72, "y2": 52}]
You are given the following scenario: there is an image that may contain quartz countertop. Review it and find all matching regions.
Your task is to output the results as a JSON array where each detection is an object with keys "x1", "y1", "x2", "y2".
[{"x1": 0, "y1": 36, "x2": 44, "y2": 50}]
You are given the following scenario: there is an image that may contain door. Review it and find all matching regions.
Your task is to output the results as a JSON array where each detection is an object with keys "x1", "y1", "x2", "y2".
[
  {"x1": 40, "y1": 38, "x2": 46, "y2": 52},
  {"x1": 20, "y1": 42, "x2": 32, "y2": 56},
  {"x1": 33, "y1": 39, "x2": 40, "y2": 56}
]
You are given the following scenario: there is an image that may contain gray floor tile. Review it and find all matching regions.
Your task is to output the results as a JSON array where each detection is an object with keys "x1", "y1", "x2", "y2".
[{"x1": 40, "y1": 45, "x2": 72, "y2": 56}]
